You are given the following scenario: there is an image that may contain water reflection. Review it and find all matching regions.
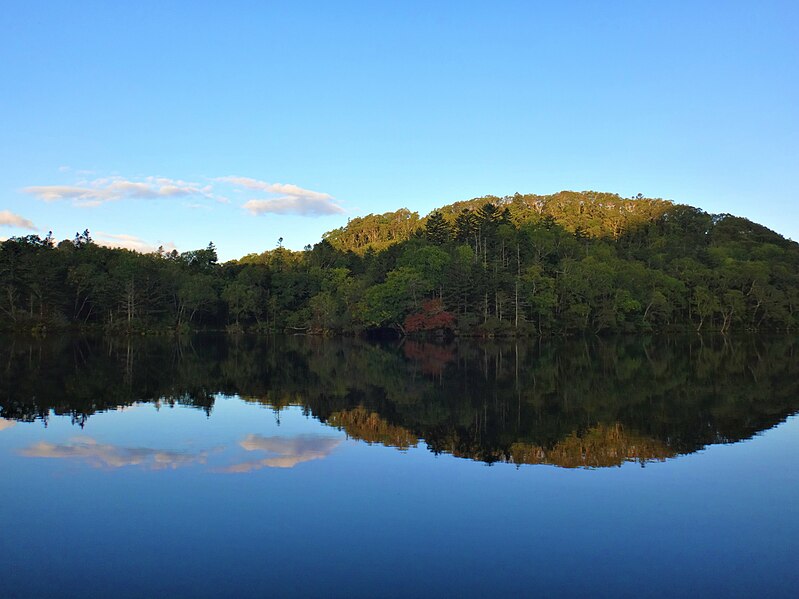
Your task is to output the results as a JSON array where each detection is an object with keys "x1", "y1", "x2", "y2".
[
  {"x1": 507, "y1": 424, "x2": 675, "y2": 468},
  {"x1": 328, "y1": 407, "x2": 418, "y2": 450},
  {"x1": 2, "y1": 334, "x2": 799, "y2": 468},
  {"x1": 21, "y1": 437, "x2": 211, "y2": 470},
  {"x1": 222, "y1": 434, "x2": 341, "y2": 472},
  {"x1": 17, "y1": 431, "x2": 342, "y2": 473},
  {"x1": 0, "y1": 418, "x2": 15, "y2": 432}
]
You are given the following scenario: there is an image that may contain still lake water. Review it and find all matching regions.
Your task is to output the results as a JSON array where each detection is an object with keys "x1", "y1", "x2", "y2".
[{"x1": 1, "y1": 334, "x2": 798, "y2": 598}]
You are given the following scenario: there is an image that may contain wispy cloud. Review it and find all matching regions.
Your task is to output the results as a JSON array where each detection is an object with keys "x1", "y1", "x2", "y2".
[
  {"x1": 23, "y1": 176, "x2": 216, "y2": 207},
  {"x1": 22, "y1": 171, "x2": 338, "y2": 216},
  {"x1": 242, "y1": 196, "x2": 345, "y2": 216},
  {"x1": 0, "y1": 210, "x2": 37, "y2": 230},
  {"x1": 219, "y1": 175, "x2": 344, "y2": 216},
  {"x1": 95, "y1": 232, "x2": 176, "y2": 254},
  {"x1": 217, "y1": 177, "x2": 333, "y2": 201},
  {"x1": 220, "y1": 434, "x2": 341, "y2": 473},
  {"x1": 21, "y1": 437, "x2": 209, "y2": 470}
]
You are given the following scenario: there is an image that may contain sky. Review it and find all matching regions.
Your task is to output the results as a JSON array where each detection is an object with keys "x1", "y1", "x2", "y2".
[{"x1": 1, "y1": 1, "x2": 797, "y2": 261}]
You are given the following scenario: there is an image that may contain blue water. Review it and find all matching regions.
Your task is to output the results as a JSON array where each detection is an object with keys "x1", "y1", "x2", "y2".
[{"x1": 1, "y1": 335, "x2": 798, "y2": 597}]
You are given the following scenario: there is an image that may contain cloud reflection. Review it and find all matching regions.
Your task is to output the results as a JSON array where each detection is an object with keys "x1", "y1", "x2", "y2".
[
  {"x1": 21, "y1": 437, "x2": 209, "y2": 470},
  {"x1": 0, "y1": 418, "x2": 16, "y2": 432},
  {"x1": 19, "y1": 433, "x2": 341, "y2": 473},
  {"x1": 221, "y1": 434, "x2": 341, "y2": 473}
]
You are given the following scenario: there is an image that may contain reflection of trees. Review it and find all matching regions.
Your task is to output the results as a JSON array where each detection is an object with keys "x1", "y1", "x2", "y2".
[
  {"x1": 508, "y1": 424, "x2": 675, "y2": 468},
  {"x1": 328, "y1": 407, "x2": 418, "y2": 450},
  {"x1": 401, "y1": 341, "x2": 456, "y2": 377},
  {"x1": 1, "y1": 334, "x2": 799, "y2": 468}
]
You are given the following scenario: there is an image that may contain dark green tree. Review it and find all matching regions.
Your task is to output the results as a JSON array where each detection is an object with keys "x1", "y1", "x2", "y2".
[{"x1": 424, "y1": 211, "x2": 452, "y2": 245}]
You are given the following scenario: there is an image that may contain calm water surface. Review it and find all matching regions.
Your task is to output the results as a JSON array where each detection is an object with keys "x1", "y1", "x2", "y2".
[{"x1": 1, "y1": 335, "x2": 798, "y2": 598}]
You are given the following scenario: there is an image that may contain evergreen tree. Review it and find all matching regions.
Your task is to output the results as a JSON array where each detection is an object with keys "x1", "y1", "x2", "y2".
[
  {"x1": 424, "y1": 212, "x2": 452, "y2": 245},
  {"x1": 454, "y1": 209, "x2": 478, "y2": 243}
]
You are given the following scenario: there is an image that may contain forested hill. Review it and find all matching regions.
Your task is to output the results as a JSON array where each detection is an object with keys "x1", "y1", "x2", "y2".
[
  {"x1": 2, "y1": 191, "x2": 798, "y2": 335},
  {"x1": 323, "y1": 191, "x2": 675, "y2": 253}
]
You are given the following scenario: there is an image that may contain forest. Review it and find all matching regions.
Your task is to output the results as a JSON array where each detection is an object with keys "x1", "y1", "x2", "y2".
[{"x1": 2, "y1": 191, "x2": 798, "y2": 335}]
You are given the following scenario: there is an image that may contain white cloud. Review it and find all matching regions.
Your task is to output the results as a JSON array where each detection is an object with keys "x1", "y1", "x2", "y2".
[
  {"x1": 23, "y1": 176, "x2": 216, "y2": 207},
  {"x1": 243, "y1": 196, "x2": 345, "y2": 216},
  {"x1": 0, "y1": 210, "x2": 37, "y2": 230},
  {"x1": 216, "y1": 176, "x2": 271, "y2": 191},
  {"x1": 218, "y1": 176, "x2": 333, "y2": 200},
  {"x1": 95, "y1": 232, "x2": 177, "y2": 254},
  {"x1": 22, "y1": 172, "x2": 338, "y2": 215},
  {"x1": 219, "y1": 175, "x2": 344, "y2": 216}
]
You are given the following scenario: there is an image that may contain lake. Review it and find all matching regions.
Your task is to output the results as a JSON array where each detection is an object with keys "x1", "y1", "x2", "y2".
[{"x1": 1, "y1": 334, "x2": 798, "y2": 598}]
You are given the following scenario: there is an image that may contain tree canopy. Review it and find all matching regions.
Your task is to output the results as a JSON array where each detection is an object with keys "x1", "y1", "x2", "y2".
[{"x1": 2, "y1": 190, "x2": 798, "y2": 335}]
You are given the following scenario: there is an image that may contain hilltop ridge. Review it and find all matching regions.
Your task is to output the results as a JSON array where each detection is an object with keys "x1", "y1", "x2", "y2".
[
  {"x1": 322, "y1": 191, "x2": 678, "y2": 254},
  {"x1": 2, "y1": 191, "x2": 797, "y2": 335}
]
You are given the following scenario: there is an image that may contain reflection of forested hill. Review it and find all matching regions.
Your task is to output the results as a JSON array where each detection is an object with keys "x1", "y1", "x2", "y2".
[{"x1": 1, "y1": 334, "x2": 798, "y2": 468}]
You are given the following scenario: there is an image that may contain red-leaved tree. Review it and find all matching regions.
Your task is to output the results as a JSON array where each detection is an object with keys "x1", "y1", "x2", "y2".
[{"x1": 403, "y1": 299, "x2": 455, "y2": 333}]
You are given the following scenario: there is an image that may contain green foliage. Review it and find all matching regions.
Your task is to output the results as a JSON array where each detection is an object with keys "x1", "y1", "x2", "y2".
[
  {"x1": 424, "y1": 211, "x2": 452, "y2": 245},
  {"x1": 322, "y1": 208, "x2": 420, "y2": 254},
  {"x1": 2, "y1": 190, "x2": 799, "y2": 334}
]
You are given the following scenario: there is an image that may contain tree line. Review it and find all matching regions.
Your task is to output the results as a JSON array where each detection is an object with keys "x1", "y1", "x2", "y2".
[{"x1": 2, "y1": 190, "x2": 798, "y2": 335}]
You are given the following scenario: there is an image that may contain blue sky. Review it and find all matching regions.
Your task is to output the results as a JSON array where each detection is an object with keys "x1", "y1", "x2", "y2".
[{"x1": 1, "y1": 1, "x2": 797, "y2": 261}]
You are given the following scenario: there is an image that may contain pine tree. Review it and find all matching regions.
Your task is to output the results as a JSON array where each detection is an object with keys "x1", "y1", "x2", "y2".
[
  {"x1": 477, "y1": 202, "x2": 500, "y2": 227},
  {"x1": 424, "y1": 212, "x2": 452, "y2": 245},
  {"x1": 454, "y1": 209, "x2": 478, "y2": 242}
]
